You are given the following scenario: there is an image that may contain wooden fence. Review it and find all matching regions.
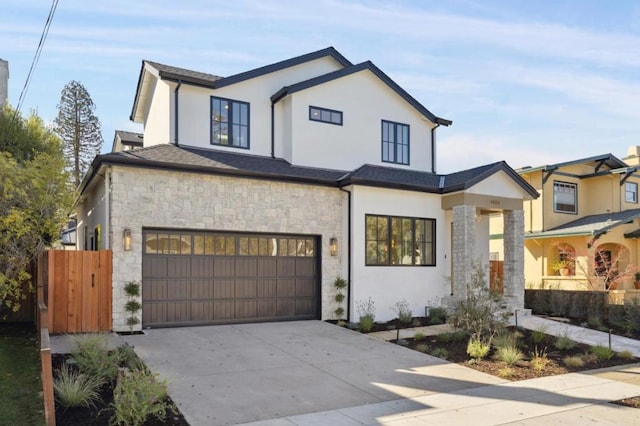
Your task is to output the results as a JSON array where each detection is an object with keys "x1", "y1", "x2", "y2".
[{"x1": 40, "y1": 250, "x2": 112, "y2": 334}]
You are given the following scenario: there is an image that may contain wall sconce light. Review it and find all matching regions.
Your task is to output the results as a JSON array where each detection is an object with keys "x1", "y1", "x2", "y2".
[
  {"x1": 330, "y1": 237, "x2": 338, "y2": 256},
  {"x1": 123, "y1": 228, "x2": 132, "y2": 251}
]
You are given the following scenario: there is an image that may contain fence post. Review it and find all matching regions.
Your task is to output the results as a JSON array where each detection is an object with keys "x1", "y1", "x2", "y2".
[{"x1": 39, "y1": 299, "x2": 56, "y2": 426}]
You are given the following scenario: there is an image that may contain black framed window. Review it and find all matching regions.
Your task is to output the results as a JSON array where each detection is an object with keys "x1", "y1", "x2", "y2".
[
  {"x1": 365, "y1": 214, "x2": 435, "y2": 266},
  {"x1": 211, "y1": 97, "x2": 249, "y2": 149},
  {"x1": 626, "y1": 182, "x2": 638, "y2": 203},
  {"x1": 553, "y1": 181, "x2": 577, "y2": 214},
  {"x1": 382, "y1": 120, "x2": 409, "y2": 165},
  {"x1": 309, "y1": 106, "x2": 342, "y2": 125}
]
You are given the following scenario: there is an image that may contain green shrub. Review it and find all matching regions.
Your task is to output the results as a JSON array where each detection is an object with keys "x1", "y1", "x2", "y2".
[
  {"x1": 494, "y1": 346, "x2": 523, "y2": 366},
  {"x1": 467, "y1": 339, "x2": 490, "y2": 360},
  {"x1": 492, "y1": 330, "x2": 519, "y2": 350},
  {"x1": 115, "y1": 344, "x2": 145, "y2": 372},
  {"x1": 497, "y1": 366, "x2": 514, "y2": 378},
  {"x1": 110, "y1": 369, "x2": 174, "y2": 426},
  {"x1": 531, "y1": 325, "x2": 548, "y2": 345},
  {"x1": 591, "y1": 345, "x2": 615, "y2": 361},
  {"x1": 413, "y1": 332, "x2": 425, "y2": 342},
  {"x1": 54, "y1": 364, "x2": 102, "y2": 409},
  {"x1": 415, "y1": 343, "x2": 429, "y2": 353},
  {"x1": 554, "y1": 333, "x2": 576, "y2": 351},
  {"x1": 71, "y1": 333, "x2": 119, "y2": 382},
  {"x1": 436, "y1": 331, "x2": 467, "y2": 344},
  {"x1": 392, "y1": 299, "x2": 413, "y2": 324},
  {"x1": 563, "y1": 355, "x2": 584, "y2": 368},
  {"x1": 357, "y1": 297, "x2": 376, "y2": 332},
  {"x1": 617, "y1": 350, "x2": 635, "y2": 360},
  {"x1": 530, "y1": 347, "x2": 550, "y2": 371},
  {"x1": 431, "y1": 348, "x2": 448, "y2": 360},
  {"x1": 334, "y1": 293, "x2": 345, "y2": 303},
  {"x1": 448, "y1": 261, "x2": 509, "y2": 344},
  {"x1": 428, "y1": 307, "x2": 447, "y2": 325}
]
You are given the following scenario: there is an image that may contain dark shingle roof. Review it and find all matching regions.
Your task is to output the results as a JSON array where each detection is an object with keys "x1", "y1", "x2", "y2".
[
  {"x1": 526, "y1": 208, "x2": 640, "y2": 240},
  {"x1": 83, "y1": 145, "x2": 538, "y2": 199},
  {"x1": 115, "y1": 130, "x2": 143, "y2": 145},
  {"x1": 144, "y1": 60, "x2": 223, "y2": 87}
]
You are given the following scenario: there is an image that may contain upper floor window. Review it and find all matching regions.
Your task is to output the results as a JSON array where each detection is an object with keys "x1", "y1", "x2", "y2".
[
  {"x1": 553, "y1": 181, "x2": 577, "y2": 214},
  {"x1": 625, "y1": 182, "x2": 638, "y2": 203},
  {"x1": 365, "y1": 214, "x2": 435, "y2": 266},
  {"x1": 211, "y1": 97, "x2": 249, "y2": 149},
  {"x1": 382, "y1": 120, "x2": 409, "y2": 165},
  {"x1": 309, "y1": 106, "x2": 342, "y2": 125}
]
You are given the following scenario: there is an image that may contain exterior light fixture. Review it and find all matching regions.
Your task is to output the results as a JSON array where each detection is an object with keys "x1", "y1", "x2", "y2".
[
  {"x1": 330, "y1": 237, "x2": 338, "y2": 256},
  {"x1": 123, "y1": 228, "x2": 132, "y2": 251}
]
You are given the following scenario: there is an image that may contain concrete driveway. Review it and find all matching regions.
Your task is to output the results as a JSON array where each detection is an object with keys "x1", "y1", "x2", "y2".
[
  {"x1": 122, "y1": 321, "x2": 640, "y2": 426},
  {"x1": 121, "y1": 321, "x2": 504, "y2": 425}
]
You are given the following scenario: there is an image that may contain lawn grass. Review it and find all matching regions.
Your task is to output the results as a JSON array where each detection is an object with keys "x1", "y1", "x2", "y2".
[{"x1": 0, "y1": 323, "x2": 44, "y2": 425}]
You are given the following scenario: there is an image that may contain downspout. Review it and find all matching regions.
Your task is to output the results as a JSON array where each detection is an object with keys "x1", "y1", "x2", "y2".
[
  {"x1": 430, "y1": 123, "x2": 440, "y2": 173},
  {"x1": 174, "y1": 80, "x2": 182, "y2": 146},
  {"x1": 104, "y1": 166, "x2": 111, "y2": 250},
  {"x1": 270, "y1": 101, "x2": 275, "y2": 158},
  {"x1": 339, "y1": 187, "x2": 352, "y2": 321}
]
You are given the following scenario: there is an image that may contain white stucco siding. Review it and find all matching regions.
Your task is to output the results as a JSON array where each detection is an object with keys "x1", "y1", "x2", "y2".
[
  {"x1": 350, "y1": 186, "x2": 449, "y2": 322},
  {"x1": 467, "y1": 171, "x2": 529, "y2": 199},
  {"x1": 107, "y1": 166, "x2": 346, "y2": 330},
  {"x1": 76, "y1": 174, "x2": 107, "y2": 250},
  {"x1": 143, "y1": 78, "x2": 171, "y2": 146},
  {"x1": 172, "y1": 56, "x2": 344, "y2": 156},
  {"x1": 286, "y1": 70, "x2": 436, "y2": 171}
]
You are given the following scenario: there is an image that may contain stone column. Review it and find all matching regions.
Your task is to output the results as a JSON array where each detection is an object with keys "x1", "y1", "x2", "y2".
[
  {"x1": 449, "y1": 204, "x2": 476, "y2": 303},
  {"x1": 503, "y1": 209, "x2": 525, "y2": 311}
]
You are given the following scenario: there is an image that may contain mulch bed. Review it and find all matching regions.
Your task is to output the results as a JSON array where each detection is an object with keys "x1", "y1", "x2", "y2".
[
  {"x1": 395, "y1": 326, "x2": 639, "y2": 381},
  {"x1": 52, "y1": 354, "x2": 189, "y2": 426}
]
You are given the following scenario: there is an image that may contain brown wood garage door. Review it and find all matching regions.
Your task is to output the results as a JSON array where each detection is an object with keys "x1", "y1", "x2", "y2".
[{"x1": 142, "y1": 229, "x2": 320, "y2": 327}]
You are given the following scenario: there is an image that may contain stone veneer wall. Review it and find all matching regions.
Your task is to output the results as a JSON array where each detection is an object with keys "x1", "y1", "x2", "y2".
[{"x1": 108, "y1": 166, "x2": 344, "y2": 330}]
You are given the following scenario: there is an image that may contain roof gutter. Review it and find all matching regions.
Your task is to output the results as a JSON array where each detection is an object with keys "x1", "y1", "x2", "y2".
[{"x1": 174, "y1": 80, "x2": 182, "y2": 146}]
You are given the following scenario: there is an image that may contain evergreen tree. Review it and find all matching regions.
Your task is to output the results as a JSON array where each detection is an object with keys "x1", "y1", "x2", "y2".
[{"x1": 54, "y1": 80, "x2": 103, "y2": 188}]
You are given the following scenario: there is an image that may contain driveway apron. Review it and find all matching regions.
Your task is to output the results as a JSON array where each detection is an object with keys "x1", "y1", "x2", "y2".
[{"x1": 122, "y1": 321, "x2": 504, "y2": 426}]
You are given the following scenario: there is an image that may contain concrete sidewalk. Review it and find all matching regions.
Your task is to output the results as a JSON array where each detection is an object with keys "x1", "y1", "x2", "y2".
[{"x1": 236, "y1": 363, "x2": 640, "y2": 425}]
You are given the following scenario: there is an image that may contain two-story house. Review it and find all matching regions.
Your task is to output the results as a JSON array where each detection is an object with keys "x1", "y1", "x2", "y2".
[
  {"x1": 76, "y1": 47, "x2": 537, "y2": 331},
  {"x1": 490, "y1": 147, "x2": 640, "y2": 291}
]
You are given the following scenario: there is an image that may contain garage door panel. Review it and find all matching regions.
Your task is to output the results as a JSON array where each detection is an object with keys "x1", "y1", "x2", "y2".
[
  {"x1": 167, "y1": 280, "x2": 190, "y2": 300},
  {"x1": 277, "y1": 300, "x2": 296, "y2": 317},
  {"x1": 277, "y1": 279, "x2": 296, "y2": 297},
  {"x1": 213, "y1": 301, "x2": 234, "y2": 320},
  {"x1": 143, "y1": 280, "x2": 167, "y2": 302},
  {"x1": 213, "y1": 279, "x2": 234, "y2": 299},
  {"x1": 235, "y1": 300, "x2": 257, "y2": 318},
  {"x1": 143, "y1": 258, "x2": 167, "y2": 278},
  {"x1": 214, "y1": 258, "x2": 235, "y2": 277},
  {"x1": 143, "y1": 230, "x2": 319, "y2": 327},
  {"x1": 295, "y1": 259, "x2": 316, "y2": 277},
  {"x1": 191, "y1": 302, "x2": 214, "y2": 321},
  {"x1": 257, "y1": 279, "x2": 277, "y2": 297},
  {"x1": 165, "y1": 302, "x2": 190, "y2": 322},
  {"x1": 191, "y1": 279, "x2": 214, "y2": 300},
  {"x1": 257, "y1": 258, "x2": 277, "y2": 277},
  {"x1": 235, "y1": 279, "x2": 257, "y2": 298},
  {"x1": 235, "y1": 258, "x2": 257, "y2": 277},
  {"x1": 296, "y1": 279, "x2": 316, "y2": 297},
  {"x1": 167, "y1": 258, "x2": 191, "y2": 278},
  {"x1": 296, "y1": 299, "x2": 314, "y2": 315},
  {"x1": 191, "y1": 257, "x2": 214, "y2": 277}
]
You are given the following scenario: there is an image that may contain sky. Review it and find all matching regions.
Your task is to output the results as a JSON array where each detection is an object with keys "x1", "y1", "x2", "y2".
[{"x1": 1, "y1": 0, "x2": 639, "y2": 173}]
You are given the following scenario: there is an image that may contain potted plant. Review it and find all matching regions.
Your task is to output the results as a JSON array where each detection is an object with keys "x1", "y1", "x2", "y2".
[{"x1": 551, "y1": 260, "x2": 571, "y2": 276}]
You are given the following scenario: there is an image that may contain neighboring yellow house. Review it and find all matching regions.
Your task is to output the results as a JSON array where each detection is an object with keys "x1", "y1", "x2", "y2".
[{"x1": 491, "y1": 146, "x2": 640, "y2": 291}]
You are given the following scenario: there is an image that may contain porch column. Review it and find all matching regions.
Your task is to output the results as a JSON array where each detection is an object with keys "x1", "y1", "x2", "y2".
[
  {"x1": 451, "y1": 204, "x2": 476, "y2": 300},
  {"x1": 503, "y1": 209, "x2": 525, "y2": 311}
]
